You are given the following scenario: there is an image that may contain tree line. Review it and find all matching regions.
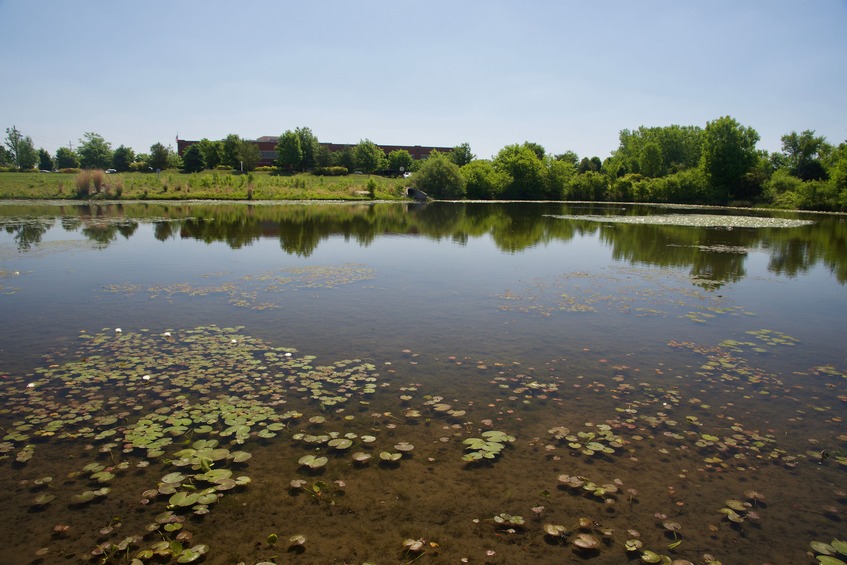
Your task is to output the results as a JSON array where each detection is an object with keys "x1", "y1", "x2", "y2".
[
  {"x1": 3, "y1": 117, "x2": 846, "y2": 211},
  {"x1": 411, "y1": 117, "x2": 847, "y2": 211}
]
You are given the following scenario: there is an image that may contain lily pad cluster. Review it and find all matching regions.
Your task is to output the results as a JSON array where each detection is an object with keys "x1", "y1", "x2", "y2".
[
  {"x1": 548, "y1": 423, "x2": 625, "y2": 457},
  {"x1": 462, "y1": 430, "x2": 515, "y2": 463},
  {"x1": 809, "y1": 539, "x2": 847, "y2": 564}
]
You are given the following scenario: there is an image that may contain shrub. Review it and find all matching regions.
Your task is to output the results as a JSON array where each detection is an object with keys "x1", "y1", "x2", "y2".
[
  {"x1": 59, "y1": 168, "x2": 81, "y2": 174},
  {"x1": 74, "y1": 170, "x2": 91, "y2": 198},
  {"x1": 313, "y1": 166, "x2": 348, "y2": 176},
  {"x1": 91, "y1": 169, "x2": 105, "y2": 192},
  {"x1": 0, "y1": 166, "x2": 10, "y2": 173},
  {"x1": 255, "y1": 166, "x2": 275, "y2": 172},
  {"x1": 215, "y1": 164, "x2": 232, "y2": 171}
]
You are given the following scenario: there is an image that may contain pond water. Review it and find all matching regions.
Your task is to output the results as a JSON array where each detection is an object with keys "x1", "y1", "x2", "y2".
[{"x1": 0, "y1": 201, "x2": 845, "y2": 565}]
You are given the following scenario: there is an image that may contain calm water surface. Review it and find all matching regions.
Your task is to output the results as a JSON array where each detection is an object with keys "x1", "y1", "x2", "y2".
[{"x1": 0, "y1": 201, "x2": 845, "y2": 565}]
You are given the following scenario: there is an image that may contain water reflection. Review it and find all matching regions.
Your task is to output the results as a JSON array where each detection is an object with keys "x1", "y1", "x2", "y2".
[{"x1": 1, "y1": 201, "x2": 844, "y2": 285}]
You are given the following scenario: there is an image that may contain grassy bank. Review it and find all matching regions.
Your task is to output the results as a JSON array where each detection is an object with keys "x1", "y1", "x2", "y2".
[{"x1": 0, "y1": 170, "x2": 410, "y2": 201}]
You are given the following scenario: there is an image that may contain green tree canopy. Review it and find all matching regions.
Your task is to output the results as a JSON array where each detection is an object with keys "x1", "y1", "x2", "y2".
[
  {"x1": 450, "y1": 142, "x2": 475, "y2": 166},
  {"x1": 700, "y1": 116, "x2": 760, "y2": 203},
  {"x1": 494, "y1": 144, "x2": 549, "y2": 199},
  {"x1": 4, "y1": 126, "x2": 37, "y2": 169},
  {"x1": 111, "y1": 145, "x2": 135, "y2": 172},
  {"x1": 354, "y1": 139, "x2": 388, "y2": 173},
  {"x1": 149, "y1": 142, "x2": 169, "y2": 171},
  {"x1": 222, "y1": 134, "x2": 242, "y2": 169},
  {"x1": 461, "y1": 159, "x2": 510, "y2": 200},
  {"x1": 237, "y1": 140, "x2": 261, "y2": 172},
  {"x1": 55, "y1": 147, "x2": 80, "y2": 169},
  {"x1": 295, "y1": 127, "x2": 319, "y2": 170},
  {"x1": 780, "y1": 130, "x2": 830, "y2": 181},
  {"x1": 196, "y1": 138, "x2": 223, "y2": 169},
  {"x1": 182, "y1": 144, "x2": 205, "y2": 173},
  {"x1": 275, "y1": 130, "x2": 302, "y2": 171},
  {"x1": 412, "y1": 151, "x2": 466, "y2": 199},
  {"x1": 38, "y1": 148, "x2": 54, "y2": 171},
  {"x1": 388, "y1": 149, "x2": 414, "y2": 172},
  {"x1": 78, "y1": 132, "x2": 113, "y2": 169}
]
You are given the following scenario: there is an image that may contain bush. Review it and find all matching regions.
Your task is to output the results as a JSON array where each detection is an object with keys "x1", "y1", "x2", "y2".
[
  {"x1": 59, "y1": 168, "x2": 81, "y2": 174},
  {"x1": 254, "y1": 166, "x2": 275, "y2": 172},
  {"x1": 215, "y1": 164, "x2": 232, "y2": 171},
  {"x1": 313, "y1": 166, "x2": 348, "y2": 176},
  {"x1": 0, "y1": 166, "x2": 10, "y2": 173}
]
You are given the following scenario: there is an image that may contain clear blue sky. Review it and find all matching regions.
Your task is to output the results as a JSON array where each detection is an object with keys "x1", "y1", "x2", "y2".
[{"x1": 2, "y1": 0, "x2": 846, "y2": 160}]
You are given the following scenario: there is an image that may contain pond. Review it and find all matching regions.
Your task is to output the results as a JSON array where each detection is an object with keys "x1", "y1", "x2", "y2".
[{"x1": 1, "y1": 200, "x2": 845, "y2": 565}]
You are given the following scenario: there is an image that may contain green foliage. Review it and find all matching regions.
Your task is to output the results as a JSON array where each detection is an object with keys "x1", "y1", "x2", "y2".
[
  {"x1": 167, "y1": 151, "x2": 183, "y2": 170},
  {"x1": 461, "y1": 160, "x2": 510, "y2": 200},
  {"x1": 353, "y1": 139, "x2": 387, "y2": 173},
  {"x1": 149, "y1": 143, "x2": 169, "y2": 171},
  {"x1": 38, "y1": 148, "x2": 54, "y2": 171},
  {"x1": 55, "y1": 147, "x2": 80, "y2": 169},
  {"x1": 275, "y1": 130, "x2": 302, "y2": 171},
  {"x1": 196, "y1": 139, "x2": 223, "y2": 169},
  {"x1": 412, "y1": 151, "x2": 466, "y2": 198},
  {"x1": 632, "y1": 168, "x2": 708, "y2": 203},
  {"x1": 700, "y1": 116, "x2": 760, "y2": 203},
  {"x1": 295, "y1": 127, "x2": 319, "y2": 170},
  {"x1": 237, "y1": 140, "x2": 261, "y2": 172},
  {"x1": 182, "y1": 144, "x2": 206, "y2": 173},
  {"x1": 313, "y1": 166, "x2": 348, "y2": 176},
  {"x1": 780, "y1": 130, "x2": 830, "y2": 181},
  {"x1": 616, "y1": 125, "x2": 703, "y2": 178},
  {"x1": 221, "y1": 134, "x2": 242, "y2": 169},
  {"x1": 494, "y1": 144, "x2": 549, "y2": 199},
  {"x1": 111, "y1": 145, "x2": 135, "y2": 172},
  {"x1": 566, "y1": 170, "x2": 608, "y2": 201},
  {"x1": 387, "y1": 149, "x2": 414, "y2": 173},
  {"x1": 4, "y1": 127, "x2": 38, "y2": 170},
  {"x1": 450, "y1": 142, "x2": 475, "y2": 167},
  {"x1": 78, "y1": 132, "x2": 113, "y2": 170}
]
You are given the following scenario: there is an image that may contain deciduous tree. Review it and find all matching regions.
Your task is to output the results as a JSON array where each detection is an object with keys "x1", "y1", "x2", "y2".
[
  {"x1": 461, "y1": 160, "x2": 509, "y2": 200},
  {"x1": 780, "y1": 130, "x2": 830, "y2": 181},
  {"x1": 111, "y1": 145, "x2": 135, "y2": 172},
  {"x1": 237, "y1": 140, "x2": 261, "y2": 172},
  {"x1": 388, "y1": 149, "x2": 414, "y2": 173},
  {"x1": 700, "y1": 116, "x2": 760, "y2": 203},
  {"x1": 55, "y1": 147, "x2": 80, "y2": 169},
  {"x1": 450, "y1": 142, "x2": 475, "y2": 167},
  {"x1": 148, "y1": 142, "x2": 169, "y2": 171},
  {"x1": 182, "y1": 144, "x2": 205, "y2": 173},
  {"x1": 295, "y1": 127, "x2": 319, "y2": 170},
  {"x1": 77, "y1": 132, "x2": 112, "y2": 169},
  {"x1": 412, "y1": 151, "x2": 465, "y2": 198},
  {"x1": 354, "y1": 139, "x2": 387, "y2": 173},
  {"x1": 275, "y1": 130, "x2": 302, "y2": 171},
  {"x1": 222, "y1": 134, "x2": 242, "y2": 169}
]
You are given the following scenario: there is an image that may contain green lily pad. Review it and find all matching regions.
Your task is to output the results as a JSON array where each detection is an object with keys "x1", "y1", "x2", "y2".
[{"x1": 298, "y1": 455, "x2": 328, "y2": 468}]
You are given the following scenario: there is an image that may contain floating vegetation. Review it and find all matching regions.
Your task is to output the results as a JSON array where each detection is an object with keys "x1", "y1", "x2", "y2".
[
  {"x1": 103, "y1": 263, "x2": 375, "y2": 311},
  {"x1": 0, "y1": 310, "x2": 844, "y2": 563},
  {"x1": 548, "y1": 423, "x2": 624, "y2": 458},
  {"x1": 545, "y1": 213, "x2": 815, "y2": 229},
  {"x1": 809, "y1": 539, "x2": 847, "y2": 564},
  {"x1": 462, "y1": 430, "x2": 515, "y2": 463}
]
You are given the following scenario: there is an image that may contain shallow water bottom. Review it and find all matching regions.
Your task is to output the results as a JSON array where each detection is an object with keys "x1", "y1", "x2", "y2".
[{"x1": 1, "y1": 325, "x2": 845, "y2": 565}]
